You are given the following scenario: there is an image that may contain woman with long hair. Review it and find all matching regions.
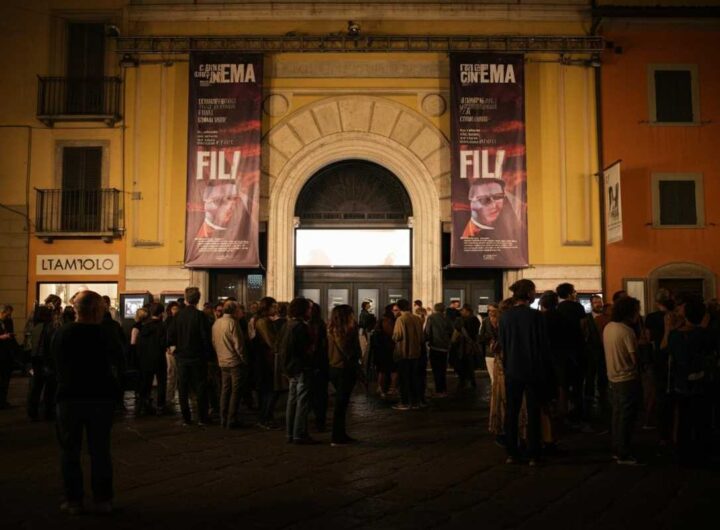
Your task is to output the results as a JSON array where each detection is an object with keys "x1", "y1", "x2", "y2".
[
  {"x1": 252, "y1": 296, "x2": 281, "y2": 429},
  {"x1": 371, "y1": 304, "x2": 397, "y2": 398},
  {"x1": 308, "y1": 301, "x2": 329, "y2": 432},
  {"x1": 327, "y1": 304, "x2": 361, "y2": 446}
]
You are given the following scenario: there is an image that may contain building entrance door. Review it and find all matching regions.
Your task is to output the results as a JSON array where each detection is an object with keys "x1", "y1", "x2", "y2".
[{"x1": 296, "y1": 268, "x2": 411, "y2": 321}]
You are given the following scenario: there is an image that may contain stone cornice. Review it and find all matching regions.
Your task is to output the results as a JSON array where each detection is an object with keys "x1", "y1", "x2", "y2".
[{"x1": 126, "y1": 2, "x2": 590, "y2": 23}]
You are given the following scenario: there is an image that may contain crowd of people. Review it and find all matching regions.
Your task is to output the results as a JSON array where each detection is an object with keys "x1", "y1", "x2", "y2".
[{"x1": 0, "y1": 279, "x2": 718, "y2": 514}]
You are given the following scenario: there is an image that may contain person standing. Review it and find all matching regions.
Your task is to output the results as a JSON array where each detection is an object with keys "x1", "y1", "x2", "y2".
[
  {"x1": 425, "y1": 303, "x2": 453, "y2": 397},
  {"x1": 478, "y1": 303, "x2": 500, "y2": 385},
  {"x1": 556, "y1": 283, "x2": 588, "y2": 425},
  {"x1": 26, "y1": 305, "x2": 56, "y2": 420},
  {"x1": 499, "y1": 279, "x2": 551, "y2": 466},
  {"x1": 53, "y1": 291, "x2": 124, "y2": 514},
  {"x1": 644, "y1": 289, "x2": 675, "y2": 446},
  {"x1": 452, "y1": 304, "x2": 481, "y2": 390},
  {"x1": 252, "y1": 297, "x2": 281, "y2": 429},
  {"x1": 371, "y1": 304, "x2": 397, "y2": 398},
  {"x1": 392, "y1": 299, "x2": 424, "y2": 410},
  {"x1": 308, "y1": 302, "x2": 329, "y2": 432},
  {"x1": 663, "y1": 299, "x2": 713, "y2": 466},
  {"x1": 167, "y1": 287, "x2": 212, "y2": 426},
  {"x1": 135, "y1": 303, "x2": 167, "y2": 416},
  {"x1": 603, "y1": 296, "x2": 643, "y2": 465},
  {"x1": 163, "y1": 302, "x2": 180, "y2": 406},
  {"x1": 327, "y1": 304, "x2": 361, "y2": 445},
  {"x1": 281, "y1": 297, "x2": 315, "y2": 444},
  {"x1": 0, "y1": 305, "x2": 16, "y2": 409},
  {"x1": 212, "y1": 300, "x2": 247, "y2": 429}
]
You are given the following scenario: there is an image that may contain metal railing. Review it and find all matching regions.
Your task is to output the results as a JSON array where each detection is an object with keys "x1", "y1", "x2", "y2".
[
  {"x1": 37, "y1": 77, "x2": 122, "y2": 125},
  {"x1": 35, "y1": 188, "x2": 122, "y2": 236}
]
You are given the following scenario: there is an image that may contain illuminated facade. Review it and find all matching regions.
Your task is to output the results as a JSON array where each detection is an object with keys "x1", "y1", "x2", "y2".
[{"x1": 0, "y1": 1, "x2": 604, "y2": 319}]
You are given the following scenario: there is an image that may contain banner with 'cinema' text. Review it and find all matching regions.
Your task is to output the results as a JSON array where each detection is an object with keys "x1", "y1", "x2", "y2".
[
  {"x1": 185, "y1": 53, "x2": 262, "y2": 268},
  {"x1": 450, "y1": 53, "x2": 528, "y2": 268}
]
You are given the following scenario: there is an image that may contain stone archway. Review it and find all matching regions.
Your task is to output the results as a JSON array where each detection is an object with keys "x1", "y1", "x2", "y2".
[
  {"x1": 262, "y1": 96, "x2": 450, "y2": 304},
  {"x1": 647, "y1": 261, "x2": 717, "y2": 302}
]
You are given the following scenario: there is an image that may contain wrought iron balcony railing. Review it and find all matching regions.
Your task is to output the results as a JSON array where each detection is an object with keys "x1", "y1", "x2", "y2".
[
  {"x1": 35, "y1": 188, "x2": 123, "y2": 241},
  {"x1": 36, "y1": 76, "x2": 122, "y2": 126}
]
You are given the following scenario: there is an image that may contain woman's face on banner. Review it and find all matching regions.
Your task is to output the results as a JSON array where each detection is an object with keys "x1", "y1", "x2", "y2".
[{"x1": 469, "y1": 182, "x2": 505, "y2": 226}]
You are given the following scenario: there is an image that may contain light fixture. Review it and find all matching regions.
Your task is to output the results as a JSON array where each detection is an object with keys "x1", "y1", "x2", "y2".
[
  {"x1": 119, "y1": 54, "x2": 138, "y2": 68},
  {"x1": 347, "y1": 21, "x2": 360, "y2": 36}
]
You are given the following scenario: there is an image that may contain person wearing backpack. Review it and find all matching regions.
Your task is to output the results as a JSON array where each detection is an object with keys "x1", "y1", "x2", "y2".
[
  {"x1": 26, "y1": 305, "x2": 57, "y2": 421},
  {"x1": 280, "y1": 297, "x2": 315, "y2": 444}
]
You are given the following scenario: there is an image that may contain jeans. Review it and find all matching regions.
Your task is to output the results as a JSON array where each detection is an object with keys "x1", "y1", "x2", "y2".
[
  {"x1": 505, "y1": 377, "x2": 542, "y2": 459},
  {"x1": 165, "y1": 350, "x2": 177, "y2": 404},
  {"x1": 258, "y1": 389, "x2": 279, "y2": 424},
  {"x1": 610, "y1": 379, "x2": 641, "y2": 459},
  {"x1": 286, "y1": 372, "x2": 311, "y2": 440},
  {"x1": 207, "y1": 361, "x2": 221, "y2": 413},
  {"x1": 177, "y1": 359, "x2": 209, "y2": 423},
  {"x1": 398, "y1": 358, "x2": 420, "y2": 407},
  {"x1": 220, "y1": 365, "x2": 247, "y2": 426},
  {"x1": 27, "y1": 358, "x2": 56, "y2": 419},
  {"x1": 329, "y1": 366, "x2": 356, "y2": 442},
  {"x1": 652, "y1": 360, "x2": 673, "y2": 442},
  {"x1": 0, "y1": 357, "x2": 12, "y2": 405},
  {"x1": 429, "y1": 349, "x2": 448, "y2": 394},
  {"x1": 56, "y1": 401, "x2": 115, "y2": 503}
]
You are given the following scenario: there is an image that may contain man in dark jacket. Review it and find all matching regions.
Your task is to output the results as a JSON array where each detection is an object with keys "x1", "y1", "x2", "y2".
[
  {"x1": 453, "y1": 304, "x2": 481, "y2": 390},
  {"x1": 280, "y1": 297, "x2": 315, "y2": 444},
  {"x1": 425, "y1": 303, "x2": 453, "y2": 396},
  {"x1": 136, "y1": 303, "x2": 168, "y2": 416},
  {"x1": 27, "y1": 305, "x2": 56, "y2": 420},
  {"x1": 53, "y1": 290, "x2": 124, "y2": 514},
  {"x1": 500, "y1": 279, "x2": 550, "y2": 465},
  {"x1": 167, "y1": 287, "x2": 212, "y2": 426},
  {"x1": 556, "y1": 282, "x2": 588, "y2": 423}
]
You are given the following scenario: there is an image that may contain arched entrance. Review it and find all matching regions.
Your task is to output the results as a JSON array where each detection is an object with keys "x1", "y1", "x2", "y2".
[
  {"x1": 264, "y1": 96, "x2": 446, "y2": 305},
  {"x1": 294, "y1": 160, "x2": 413, "y2": 318}
]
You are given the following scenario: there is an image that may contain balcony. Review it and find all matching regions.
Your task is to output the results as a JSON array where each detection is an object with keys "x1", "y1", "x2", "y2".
[
  {"x1": 36, "y1": 76, "x2": 122, "y2": 126},
  {"x1": 35, "y1": 188, "x2": 123, "y2": 242}
]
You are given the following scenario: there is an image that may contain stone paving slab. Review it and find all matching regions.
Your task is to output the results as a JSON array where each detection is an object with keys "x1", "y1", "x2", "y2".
[{"x1": 0, "y1": 375, "x2": 718, "y2": 530}]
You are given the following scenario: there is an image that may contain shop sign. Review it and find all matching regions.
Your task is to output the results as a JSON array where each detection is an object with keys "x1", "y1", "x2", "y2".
[{"x1": 36, "y1": 254, "x2": 120, "y2": 276}]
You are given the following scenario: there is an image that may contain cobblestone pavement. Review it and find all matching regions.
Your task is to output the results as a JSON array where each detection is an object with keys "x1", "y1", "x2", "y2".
[{"x1": 0, "y1": 374, "x2": 717, "y2": 530}]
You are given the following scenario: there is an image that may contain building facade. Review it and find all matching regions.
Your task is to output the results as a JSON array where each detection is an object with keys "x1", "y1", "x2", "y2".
[
  {"x1": 597, "y1": 1, "x2": 720, "y2": 311},
  {"x1": 0, "y1": 0, "x2": 603, "y2": 320}
]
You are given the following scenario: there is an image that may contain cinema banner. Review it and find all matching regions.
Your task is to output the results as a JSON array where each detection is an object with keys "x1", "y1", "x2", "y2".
[
  {"x1": 603, "y1": 161, "x2": 623, "y2": 244},
  {"x1": 185, "y1": 53, "x2": 262, "y2": 268},
  {"x1": 450, "y1": 53, "x2": 528, "y2": 268}
]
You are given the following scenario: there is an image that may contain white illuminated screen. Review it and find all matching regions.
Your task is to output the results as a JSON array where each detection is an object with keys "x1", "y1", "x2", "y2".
[{"x1": 296, "y1": 229, "x2": 411, "y2": 267}]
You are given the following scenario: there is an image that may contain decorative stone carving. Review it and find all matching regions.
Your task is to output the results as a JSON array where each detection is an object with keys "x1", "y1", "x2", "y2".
[
  {"x1": 421, "y1": 93, "x2": 446, "y2": 117},
  {"x1": 263, "y1": 94, "x2": 289, "y2": 117}
]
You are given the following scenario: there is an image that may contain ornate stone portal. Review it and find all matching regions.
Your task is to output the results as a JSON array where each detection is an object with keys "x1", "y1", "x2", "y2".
[{"x1": 263, "y1": 95, "x2": 449, "y2": 304}]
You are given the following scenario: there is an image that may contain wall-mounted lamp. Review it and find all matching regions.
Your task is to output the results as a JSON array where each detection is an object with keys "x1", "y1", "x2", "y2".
[
  {"x1": 347, "y1": 21, "x2": 360, "y2": 36},
  {"x1": 119, "y1": 54, "x2": 138, "y2": 68}
]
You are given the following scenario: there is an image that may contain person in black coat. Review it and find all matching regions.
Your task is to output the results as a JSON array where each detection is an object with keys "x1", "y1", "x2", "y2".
[
  {"x1": 26, "y1": 305, "x2": 57, "y2": 420},
  {"x1": 499, "y1": 279, "x2": 552, "y2": 465},
  {"x1": 136, "y1": 303, "x2": 168, "y2": 416}
]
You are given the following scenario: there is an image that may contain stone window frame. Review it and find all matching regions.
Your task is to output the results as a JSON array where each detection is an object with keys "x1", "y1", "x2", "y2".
[
  {"x1": 54, "y1": 140, "x2": 111, "y2": 189},
  {"x1": 647, "y1": 64, "x2": 700, "y2": 126},
  {"x1": 650, "y1": 172, "x2": 704, "y2": 229}
]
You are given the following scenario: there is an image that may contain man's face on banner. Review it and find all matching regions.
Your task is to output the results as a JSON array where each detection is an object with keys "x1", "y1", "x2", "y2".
[
  {"x1": 203, "y1": 183, "x2": 240, "y2": 229},
  {"x1": 469, "y1": 181, "x2": 505, "y2": 226}
]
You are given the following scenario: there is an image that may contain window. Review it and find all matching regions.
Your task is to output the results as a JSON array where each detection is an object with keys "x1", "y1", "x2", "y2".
[
  {"x1": 651, "y1": 173, "x2": 704, "y2": 228},
  {"x1": 648, "y1": 65, "x2": 699, "y2": 124}
]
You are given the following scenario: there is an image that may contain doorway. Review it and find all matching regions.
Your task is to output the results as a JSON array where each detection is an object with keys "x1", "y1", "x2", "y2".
[{"x1": 294, "y1": 160, "x2": 413, "y2": 319}]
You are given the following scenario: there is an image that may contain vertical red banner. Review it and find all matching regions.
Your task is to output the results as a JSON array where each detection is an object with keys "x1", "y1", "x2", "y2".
[
  {"x1": 450, "y1": 54, "x2": 528, "y2": 268},
  {"x1": 185, "y1": 53, "x2": 262, "y2": 268}
]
